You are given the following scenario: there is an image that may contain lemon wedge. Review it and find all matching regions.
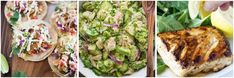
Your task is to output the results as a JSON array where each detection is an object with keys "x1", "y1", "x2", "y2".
[
  {"x1": 189, "y1": 1, "x2": 233, "y2": 38},
  {"x1": 211, "y1": 6, "x2": 233, "y2": 38},
  {"x1": 198, "y1": 1, "x2": 213, "y2": 19},
  {"x1": 189, "y1": 1, "x2": 212, "y2": 19},
  {"x1": 188, "y1": 1, "x2": 200, "y2": 19}
]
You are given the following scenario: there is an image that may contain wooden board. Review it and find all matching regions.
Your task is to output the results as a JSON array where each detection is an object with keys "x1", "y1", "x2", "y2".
[{"x1": 1, "y1": 1, "x2": 58, "y2": 77}]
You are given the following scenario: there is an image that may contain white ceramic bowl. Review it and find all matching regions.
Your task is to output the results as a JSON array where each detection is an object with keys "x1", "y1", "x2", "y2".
[{"x1": 78, "y1": 1, "x2": 148, "y2": 77}]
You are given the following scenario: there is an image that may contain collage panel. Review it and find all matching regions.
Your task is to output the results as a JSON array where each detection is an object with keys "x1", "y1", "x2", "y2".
[
  {"x1": 0, "y1": 0, "x2": 233, "y2": 78},
  {"x1": 156, "y1": 1, "x2": 233, "y2": 77},
  {"x1": 79, "y1": 1, "x2": 155, "y2": 77},
  {"x1": 1, "y1": 1, "x2": 77, "y2": 77}
]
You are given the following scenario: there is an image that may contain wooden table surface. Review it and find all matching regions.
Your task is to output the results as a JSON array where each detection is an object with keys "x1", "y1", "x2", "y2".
[{"x1": 1, "y1": 2, "x2": 57, "y2": 77}]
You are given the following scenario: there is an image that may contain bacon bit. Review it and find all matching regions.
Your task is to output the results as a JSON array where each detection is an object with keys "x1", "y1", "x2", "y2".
[
  {"x1": 58, "y1": 59, "x2": 67, "y2": 70},
  {"x1": 41, "y1": 42, "x2": 51, "y2": 49},
  {"x1": 29, "y1": 50, "x2": 37, "y2": 55},
  {"x1": 70, "y1": 30, "x2": 76, "y2": 36},
  {"x1": 32, "y1": 42, "x2": 38, "y2": 48},
  {"x1": 47, "y1": 44, "x2": 52, "y2": 49},
  {"x1": 7, "y1": 12, "x2": 12, "y2": 17},
  {"x1": 41, "y1": 42, "x2": 47, "y2": 47},
  {"x1": 28, "y1": 29, "x2": 34, "y2": 33},
  {"x1": 32, "y1": 16, "x2": 38, "y2": 19}
]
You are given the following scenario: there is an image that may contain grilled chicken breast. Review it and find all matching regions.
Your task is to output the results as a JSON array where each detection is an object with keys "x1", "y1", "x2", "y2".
[{"x1": 157, "y1": 27, "x2": 232, "y2": 76}]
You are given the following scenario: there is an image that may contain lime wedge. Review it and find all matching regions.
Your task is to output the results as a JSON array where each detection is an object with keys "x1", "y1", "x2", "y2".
[{"x1": 1, "y1": 54, "x2": 9, "y2": 74}]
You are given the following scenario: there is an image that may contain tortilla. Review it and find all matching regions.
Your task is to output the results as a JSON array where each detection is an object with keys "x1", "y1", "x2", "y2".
[
  {"x1": 14, "y1": 20, "x2": 57, "y2": 61},
  {"x1": 4, "y1": 1, "x2": 48, "y2": 27},
  {"x1": 50, "y1": 2, "x2": 77, "y2": 36},
  {"x1": 48, "y1": 35, "x2": 77, "y2": 77},
  {"x1": 48, "y1": 55, "x2": 71, "y2": 77}
]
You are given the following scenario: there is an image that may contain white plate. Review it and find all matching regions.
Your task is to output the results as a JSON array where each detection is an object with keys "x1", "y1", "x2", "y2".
[
  {"x1": 79, "y1": 59, "x2": 147, "y2": 77},
  {"x1": 78, "y1": 1, "x2": 149, "y2": 77},
  {"x1": 157, "y1": 39, "x2": 233, "y2": 77}
]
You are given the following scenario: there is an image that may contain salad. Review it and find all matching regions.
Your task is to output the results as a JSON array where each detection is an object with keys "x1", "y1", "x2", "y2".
[{"x1": 79, "y1": 1, "x2": 148, "y2": 76}]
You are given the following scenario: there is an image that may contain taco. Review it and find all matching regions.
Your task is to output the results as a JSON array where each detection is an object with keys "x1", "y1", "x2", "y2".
[
  {"x1": 11, "y1": 20, "x2": 57, "y2": 61},
  {"x1": 50, "y1": 2, "x2": 77, "y2": 36},
  {"x1": 48, "y1": 35, "x2": 77, "y2": 77},
  {"x1": 4, "y1": 1, "x2": 47, "y2": 26}
]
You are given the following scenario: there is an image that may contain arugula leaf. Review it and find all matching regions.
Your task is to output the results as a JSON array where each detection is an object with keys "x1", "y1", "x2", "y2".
[
  {"x1": 157, "y1": 56, "x2": 167, "y2": 74},
  {"x1": 10, "y1": 11, "x2": 19, "y2": 24},
  {"x1": 157, "y1": 1, "x2": 212, "y2": 33},
  {"x1": 11, "y1": 44, "x2": 20, "y2": 56},
  {"x1": 157, "y1": 1, "x2": 188, "y2": 16},
  {"x1": 157, "y1": 15, "x2": 184, "y2": 33},
  {"x1": 189, "y1": 15, "x2": 211, "y2": 27},
  {"x1": 177, "y1": 10, "x2": 190, "y2": 26},
  {"x1": 68, "y1": 47, "x2": 74, "y2": 53},
  {"x1": 55, "y1": 7, "x2": 62, "y2": 12},
  {"x1": 12, "y1": 71, "x2": 27, "y2": 77}
]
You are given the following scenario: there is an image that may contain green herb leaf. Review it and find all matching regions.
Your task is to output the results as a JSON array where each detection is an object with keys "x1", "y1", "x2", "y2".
[
  {"x1": 55, "y1": 7, "x2": 62, "y2": 12},
  {"x1": 157, "y1": 64, "x2": 167, "y2": 74},
  {"x1": 157, "y1": 56, "x2": 167, "y2": 74},
  {"x1": 23, "y1": 32, "x2": 29, "y2": 37},
  {"x1": 10, "y1": 11, "x2": 19, "y2": 24},
  {"x1": 189, "y1": 15, "x2": 211, "y2": 27},
  {"x1": 12, "y1": 71, "x2": 27, "y2": 77},
  {"x1": 177, "y1": 10, "x2": 190, "y2": 26},
  {"x1": 12, "y1": 44, "x2": 20, "y2": 56},
  {"x1": 0, "y1": 54, "x2": 9, "y2": 74},
  {"x1": 157, "y1": 15, "x2": 184, "y2": 33},
  {"x1": 157, "y1": 1, "x2": 188, "y2": 16}
]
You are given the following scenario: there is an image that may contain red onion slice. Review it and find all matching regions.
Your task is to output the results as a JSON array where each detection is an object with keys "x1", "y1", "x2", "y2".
[{"x1": 109, "y1": 53, "x2": 123, "y2": 65}]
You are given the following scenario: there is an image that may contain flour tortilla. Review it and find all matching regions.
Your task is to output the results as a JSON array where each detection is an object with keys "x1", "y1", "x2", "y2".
[
  {"x1": 50, "y1": 2, "x2": 77, "y2": 36},
  {"x1": 17, "y1": 20, "x2": 58, "y2": 61},
  {"x1": 48, "y1": 35, "x2": 77, "y2": 77},
  {"x1": 48, "y1": 55, "x2": 70, "y2": 77},
  {"x1": 4, "y1": 1, "x2": 48, "y2": 27}
]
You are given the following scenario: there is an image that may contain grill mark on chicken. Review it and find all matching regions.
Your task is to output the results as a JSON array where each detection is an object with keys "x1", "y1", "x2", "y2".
[
  {"x1": 174, "y1": 44, "x2": 184, "y2": 61},
  {"x1": 158, "y1": 27, "x2": 232, "y2": 69}
]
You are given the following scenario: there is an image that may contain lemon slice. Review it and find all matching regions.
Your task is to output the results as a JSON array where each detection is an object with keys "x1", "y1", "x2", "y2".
[{"x1": 211, "y1": 6, "x2": 233, "y2": 38}]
